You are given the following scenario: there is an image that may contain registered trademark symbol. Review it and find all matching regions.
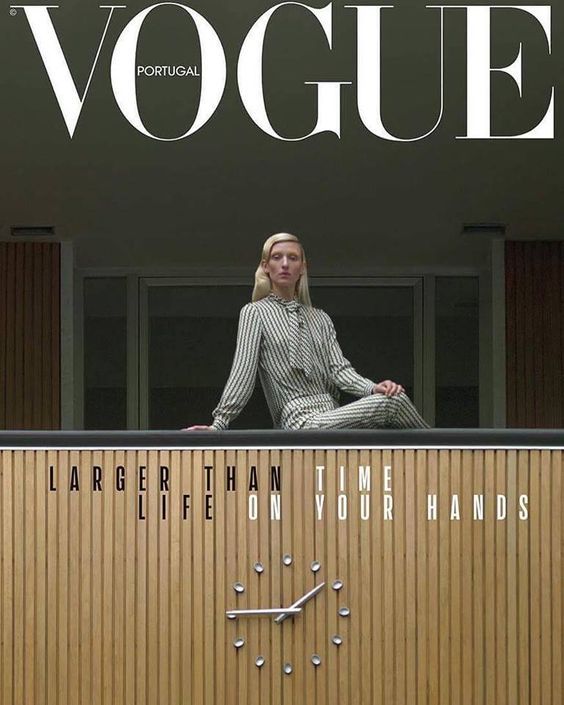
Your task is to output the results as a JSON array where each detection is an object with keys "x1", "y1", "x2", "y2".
[{"x1": 9, "y1": 8, "x2": 17, "y2": 15}]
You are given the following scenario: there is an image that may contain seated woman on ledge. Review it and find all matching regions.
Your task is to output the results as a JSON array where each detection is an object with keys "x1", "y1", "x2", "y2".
[{"x1": 185, "y1": 233, "x2": 429, "y2": 431}]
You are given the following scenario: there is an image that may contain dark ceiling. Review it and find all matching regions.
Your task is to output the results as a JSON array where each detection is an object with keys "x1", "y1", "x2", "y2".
[{"x1": 1, "y1": 0, "x2": 562, "y2": 270}]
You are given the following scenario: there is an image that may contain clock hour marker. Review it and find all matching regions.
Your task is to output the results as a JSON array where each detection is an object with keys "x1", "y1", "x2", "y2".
[
  {"x1": 339, "y1": 607, "x2": 350, "y2": 617},
  {"x1": 331, "y1": 634, "x2": 343, "y2": 646},
  {"x1": 254, "y1": 562, "x2": 264, "y2": 574},
  {"x1": 332, "y1": 579, "x2": 343, "y2": 591},
  {"x1": 310, "y1": 560, "x2": 321, "y2": 573},
  {"x1": 311, "y1": 654, "x2": 322, "y2": 667},
  {"x1": 282, "y1": 554, "x2": 293, "y2": 566},
  {"x1": 255, "y1": 656, "x2": 265, "y2": 668},
  {"x1": 233, "y1": 582, "x2": 245, "y2": 593},
  {"x1": 283, "y1": 663, "x2": 293, "y2": 675},
  {"x1": 233, "y1": 638, "x2": 245, "y2": 649}
]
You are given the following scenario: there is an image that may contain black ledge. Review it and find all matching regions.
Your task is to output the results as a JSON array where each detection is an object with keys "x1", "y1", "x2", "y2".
[{"x1": 0, "y1": 429, "x2": 562, "y2": 449}]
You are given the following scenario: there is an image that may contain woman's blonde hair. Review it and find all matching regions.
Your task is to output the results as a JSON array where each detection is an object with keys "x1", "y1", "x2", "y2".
[{"x1": 252, "y1": 233, "x2": 312, "y2": 306}]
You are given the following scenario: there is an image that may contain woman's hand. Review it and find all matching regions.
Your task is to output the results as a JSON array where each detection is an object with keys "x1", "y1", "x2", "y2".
[
  {"x1": 182, "y1": 425, "x2": 213, "y2": 431},
  {"x1": 373, "y1": 380, "x2": 404, "y2": 397}
]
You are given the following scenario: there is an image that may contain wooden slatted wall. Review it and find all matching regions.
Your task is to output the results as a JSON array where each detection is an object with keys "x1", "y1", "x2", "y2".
[
  {"x1": 0, "y1": 448, "x2": 561, "y2": 705},
  {"x1": 506, "y1": 241, "x2": 564, "y2": 427},
  {"x1": 0, "y1": 242, "x2": 60, "y2": 429}
]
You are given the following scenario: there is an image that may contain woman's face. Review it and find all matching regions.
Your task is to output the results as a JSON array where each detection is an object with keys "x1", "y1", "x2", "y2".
[{"x1": 263, "y1": 241, "x2": 304, "y2": 293}]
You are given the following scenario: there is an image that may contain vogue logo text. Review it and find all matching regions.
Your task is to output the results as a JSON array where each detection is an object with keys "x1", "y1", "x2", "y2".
[{"x1": 11, "y1": 2, "x2": 554, "y2": 141}]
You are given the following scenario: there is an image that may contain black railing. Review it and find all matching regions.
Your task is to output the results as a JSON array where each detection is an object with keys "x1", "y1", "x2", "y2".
[{"x1": 0, "y1": 429, "x2": 562, "y2": 448}]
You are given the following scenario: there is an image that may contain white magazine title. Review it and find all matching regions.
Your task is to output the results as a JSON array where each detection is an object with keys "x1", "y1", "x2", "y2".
[{"x1": 10, "y1": 2, "x2": 554, "y2": 141}]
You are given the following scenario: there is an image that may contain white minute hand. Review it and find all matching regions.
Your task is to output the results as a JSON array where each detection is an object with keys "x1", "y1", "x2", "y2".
[{"x1": 275, "y1": 582, "x2": 326, "y2": 624}]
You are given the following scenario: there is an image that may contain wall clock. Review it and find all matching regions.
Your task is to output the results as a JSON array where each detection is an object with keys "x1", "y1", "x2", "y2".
[{"x1": 225, "y1": 554, "x2": 350, "y2": 674}]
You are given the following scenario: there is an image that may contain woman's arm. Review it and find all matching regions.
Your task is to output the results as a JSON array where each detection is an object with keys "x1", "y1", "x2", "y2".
[
  {"x1": 210, "y1": 303, "x2": 262, "y2": 430},
  {"x1": 322, "y1": 312, "x2": 376, "y2": 397}
]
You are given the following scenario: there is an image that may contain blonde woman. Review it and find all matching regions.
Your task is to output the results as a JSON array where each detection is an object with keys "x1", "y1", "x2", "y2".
[{"x1": 186, "y1": 233, "x2": 429, "y2": 431}]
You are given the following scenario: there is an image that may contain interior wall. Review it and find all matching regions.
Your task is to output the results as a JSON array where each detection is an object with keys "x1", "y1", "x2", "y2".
[
  {"x1": 0, "y1": 242, "x2": 61, "y2": 430},
  {"x1": 505, "y1": 240, "x2": 564, "y2": 428}
]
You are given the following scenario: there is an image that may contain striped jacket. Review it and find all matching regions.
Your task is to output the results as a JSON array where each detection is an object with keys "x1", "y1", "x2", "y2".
[{"x1": 212, "y1": 293, "x2": 375, "y2": 430}]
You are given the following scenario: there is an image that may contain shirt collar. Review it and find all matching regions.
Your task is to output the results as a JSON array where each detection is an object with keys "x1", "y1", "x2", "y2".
[{"x1": 267, "y1": 292, "x2": 301, "y2": 309}]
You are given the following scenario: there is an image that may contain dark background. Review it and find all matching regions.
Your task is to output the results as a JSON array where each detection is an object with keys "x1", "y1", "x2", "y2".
[{"x1": 1, "y1": 0, "x2": 561, "y2": 270}]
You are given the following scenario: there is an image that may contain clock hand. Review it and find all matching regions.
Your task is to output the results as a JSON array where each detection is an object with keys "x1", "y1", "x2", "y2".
[
  {"x1": 225, "y1": 607, "x2": 302, "y2": 618},
  {"x1": 275, "y1": 582, "x2": 326, "y2": 624}
]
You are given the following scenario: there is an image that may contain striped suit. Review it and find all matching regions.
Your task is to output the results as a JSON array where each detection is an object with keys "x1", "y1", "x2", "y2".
[{"x1": 212, "y1": 293, "x2": 429, "y2": 430}]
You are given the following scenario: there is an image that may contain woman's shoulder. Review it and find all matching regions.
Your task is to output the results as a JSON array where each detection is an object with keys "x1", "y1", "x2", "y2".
[
  {"x1": 239, "y1": 301, "x2": 262, "y2": 317},
  {"x1": 239, "y1": 298, "x2": 281, "y2": 324},
  {"x1": 305, "y1": 305, "x2": 332, "y2": 324}
]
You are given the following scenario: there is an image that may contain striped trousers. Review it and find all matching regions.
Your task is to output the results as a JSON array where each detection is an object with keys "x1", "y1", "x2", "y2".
[{"x1": 301, "y1": 392, "x2": 429, "y2": 430}]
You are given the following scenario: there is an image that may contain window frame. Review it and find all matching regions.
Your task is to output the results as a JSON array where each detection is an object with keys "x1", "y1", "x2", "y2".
[{"x1": 73, "y1": 265, "x2": 495, "y2": 430}]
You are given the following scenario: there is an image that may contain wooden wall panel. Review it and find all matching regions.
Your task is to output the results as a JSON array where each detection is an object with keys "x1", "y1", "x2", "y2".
[
  {"x1": 506, "y1": 241, "x2": 564, "y2": 427},
  {"x1": 0, "y1": 448, "x2": 562, "y2": 705},
  {"x1": 0, "y1": 242, "x2": 60, "y2": 429}
]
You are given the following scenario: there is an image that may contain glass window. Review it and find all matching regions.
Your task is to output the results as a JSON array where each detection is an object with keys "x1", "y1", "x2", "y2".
[
  {"x1": 312, "y1": 286, "x2": 415, "y2": 402},
  {"x1": 147, "y1": 285, "x2": 270, "y2": 429},
  {"x1": 83, "y1": 278, "x2": 127, "y2": 429},
  {"x1": 435, "y1": 277, "x2": 479, "y2": 427},
  {"x1": 147, "y1": 283, "x2": 416, "y2": 429}
]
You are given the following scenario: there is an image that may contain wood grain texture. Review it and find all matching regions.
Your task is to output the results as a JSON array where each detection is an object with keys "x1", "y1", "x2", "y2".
[
  {"x1": 506, "y1": 241, "x2": 564, "y2": 427},
  {"x1": 0, "y1": 242, "x2": 60, "y2": 430},
  {"x1": 0, "y1": 448, "x2": 561, "y2": 705}
]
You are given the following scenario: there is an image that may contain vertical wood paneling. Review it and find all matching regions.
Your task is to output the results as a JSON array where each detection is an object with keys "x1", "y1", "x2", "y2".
[
  {"x1": 279, "y1": 448, "x2": 292, "y2": 705},
  {"x1": 34, "y1": 450, "x2": 47, "y2": 705},
  {"x1": 13, "y1": 249, "x2": 23, "y2": 428},
  {"x1": 517, "y1": 451, "x2": 530, "y2": 704},
  {"x1": 460, "y1": 451, "x2": 473, "y2": 705},
  {"x1": 12, "y1": 452, "x2": 24, "y2": 702},
  {"x1": 5, "y1": 246, "x2": 16, "y2": 428},
  {"x1": 472, "y1": 451, "x2": 485, "y2": 705},
  {"x1": 336, "y1": 448, "x2": 348, "y2": 705},
  {"x1": 348, "y1": 449, "x2": 360, "y2": 705},
  {"x1": 325, "y1": 450, "x2": 338, "y2": 705},
  {"x1": 79, "y1": 451, "x2": 92, "y2": 705},
  {"x1": 448, "y1": 451, "x2": 460, "y2": 705},
  {"x1": 57, "y1": 450, "x2": 69, "y2": 705},
  {"x1": 224, "y1": 450, "x2": 237, "y2": 705},
  {"x1": 113, "y1": 451, "x2": 126, "y2": 705},
  {"x1": 404, "y1": 450, "x2": 417, "y2": 705},
  {"x1": 383, "y1": 448, "x2": 395, "y2": 705},
  {"x1": 0, "y1": 242, "x2": 60, "y2": 430},
  {"x1": 506, "y1": 451, "x2": 518, "y2": 705},
  {"x1": 314, "y1": 449, "x2": 327, "y2": 705},
  {"x1": 124, "y1": 450, "x2": 137, "y2": 705},
  {"x1": 540, "y1": 451, "x2": 552, "y2": 705},
  {"x1": 530, "y1": 451, "x2": 541, "y2": 705},
  {"x1": 484, "y1": 450, "x2": 496, "y2": 705},
  {"x1": 68, "y1": 450, "x2": 80, "y2": 705},
  {"x1": 506, "y1": 241, "x2": 564, "y2": 427},
  {"x1": 269, "y1": 448, "x2": 282, "y2": 705},
  {"x1": 157, "y1": 451, "x2": 169, "y2": 705},
  {"x1": 1, "y1": 451, "x2": 13, "y2": 704},
  {"x1": 438, "y1": 451, "x2": 450, "y2": 705},
  {"x1": 247, "y1": 448, "x2": 260, "y2": 700},
  {"x1": 0, "y1": 247, "x2": 7, "y2": 428},
  {"x1": 192, "y1": 450, "x2": 204, "y2": 705},
  {"x1": 495, "y1": 451, "x2": 508, "y2": 705},
  {"x1": 302, "y1": 449, "x2": 315, "y2": 704},
  {"x1": 0, "y1": 448, "x2": 562, "y2": 705},
  {"x1": 45, "y1": 451, "x2": 57, "y2": 705},
  {"x1": 291, "y1": 450, "x2": 304, "y2": 697},
  {"x1": 395, "y1": 450, "x2": 407, "y2": 705},
  {"x1": 427, "y1": 450, "x2": 439, "y2": 705},
  {"x1": 256, "y1": 449, "x2": 268, "y2": 705},
  {"x1": 552, "y1": 451, "x2": 563, "y2": 705}
]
